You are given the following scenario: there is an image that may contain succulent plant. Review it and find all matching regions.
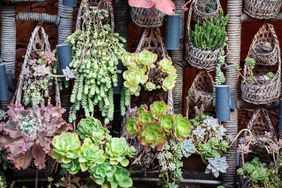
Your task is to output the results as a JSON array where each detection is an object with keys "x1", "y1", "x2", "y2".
[
  {"x1": 205, "y1": 156, "x2": 229, "y2": 178},
  {"x1": 90, "y1": 162, "x2": 133, "y2": 188},
  {"x1": 51, "y1": 132, "x2": 81, "y2": 164},
  {"x1": 125, "y1": 101, "x2": 191, "y2": 151},
  {"x1": 0, "y1": 104, "x2": 72, "y2": 170},
  {"x1": 105, "y1": 137, "x2": 136, "y2": 167},
  {"x1": 68, "y1": 7, "x2": 126, "y2": 123}
]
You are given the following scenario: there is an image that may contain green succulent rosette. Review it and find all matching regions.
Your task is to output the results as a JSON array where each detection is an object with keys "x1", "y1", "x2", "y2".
[
  {"x1": 173, "y1": 114, "x2": 191, "y2": 141},
  {"x1": 140, "y1": 123, "x2": 166, "y2": 150},
  {"x1": 150, "y1": 101, "x2": 170, "y2": 117},
  {"x1": 135, "y1": 50, "x2": 158, "y2": 66}
]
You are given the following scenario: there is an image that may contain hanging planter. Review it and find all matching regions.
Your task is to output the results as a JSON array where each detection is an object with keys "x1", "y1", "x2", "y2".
[
  {"x1": 244, "y1": 0, "x2": 282, "y2": 19},
  {"x1": 192, "y1": 0, "x2": 222, "y2": 22},
  {"x1": 0, "y1": 64, "x2": 9, "y2": 103},
  {"x1": 165, "y1": 14, "x2": 181, "y2": 50},
  {"x1": 241, "y1": 24, "x2": 281, "y2": 105},
  {"x1": 129, "y1": 0, "x2": 175, "y2": 28},
  {"x1": 186, "y1": 71, "x2": 214, "y2": 116},
  {"x1": 185, "y1": 5, "x2": 228, "y2": 71}
]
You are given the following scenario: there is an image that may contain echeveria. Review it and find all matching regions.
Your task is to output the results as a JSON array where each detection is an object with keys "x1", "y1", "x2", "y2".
[
  {"x1": 121, "y1": 52, "x2": 136, "y2": 68},
  {"x1": 150, "y1": 101, "x2": 170, "y2": 117},
  {"x1": 159, "y1": 58, "x2": 176, "y2": 74},
  {"x1": 173, "y1": 115, "x2": 191, "y2": 141},
  {"x1": 0, "y1": 104, "x2": 72, "y2": 170},
  {"x1": 79, "y1": 138, "x2": 105, "y2": 172},
  {"x1": 61, "y1": 159, "x2": 80, "y2": 175},
  {"x1": 205, "y1": 156, "x2": 229, "y2": 177},
  {"x1": 135, "y1": 50, "x2": 157, "y2": 66},
  {"x1": 162, "y1": 73, "x2": 177, "y2": 91},
  {"x1": 51, "y1": 132, "x2": 81, "y2": 164},
  {"x1": 105, "y1": 137, "x2": 136, "y2": 167}
]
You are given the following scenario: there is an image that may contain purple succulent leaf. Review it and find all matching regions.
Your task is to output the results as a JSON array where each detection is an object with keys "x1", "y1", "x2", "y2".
[
  {"x1": 32, "y1": 143, "x2": 47, "y2": 169},
  {"x1": 13, "y1": 149, "x2": 33, "y2": 170}
]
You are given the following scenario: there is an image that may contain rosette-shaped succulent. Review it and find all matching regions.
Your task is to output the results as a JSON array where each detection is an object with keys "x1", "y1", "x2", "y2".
[
  {"x1": 150, "y1": 101, "x2": 170, "y2": 117},
  {"x1": 173, "y1": 115, "x2": 191, "y2": 141},
  {"x1": 160, "y1": 114, "x2": 174, "y2": 133},
  {"x1": 90, "y1": 162, "x2": 133, "y2": 188},
  {"x1": 121, "y1": 52, "x2": 136, "y2": 68},
  {"x1": 79, "y1": 138, "x2": 105, "y2": 172},
  {"x1": 123, "y1": 68, "x2": 148, "y2": 96},
  {"x1": 76, "y1": 117, "x2": 109, "y2": 144},
  {"x1": 125, "y1": 117, "x2": 138, "y2": 136},
  {"x1": 51, "y1": 132, "x2": 81, "y2": 164},
  {"x1": 61, "y1": 159, "x2": 81, "y2": 175},
  {"x1": 140, "y1": 123, "x2": 166, "y2": 150},
  {"x1": 105, "y1": 138, "x2": 136, "y2": 167},
  {"x1": 135, "y1": 50, "x2": 158, "y2": 66},
  {"x1": 162, "y1": 72, "x2": 177, "y2": 91},
  {"x1": 158, "y1": 58, "x2": 176, "y2": 74}
]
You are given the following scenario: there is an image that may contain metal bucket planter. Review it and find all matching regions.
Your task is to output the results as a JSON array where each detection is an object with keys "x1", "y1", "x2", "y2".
[
  {"x1": 165, "y1": 14, "x2": 181, "y2": 50},
  {"x1": 63, "y1": 0, "x2": 77, "y2": 7}
]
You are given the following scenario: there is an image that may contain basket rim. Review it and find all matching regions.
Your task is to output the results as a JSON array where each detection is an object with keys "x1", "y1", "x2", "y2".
[{"x1": 193, "y1": 0, "x2": 221, "y2": 18}]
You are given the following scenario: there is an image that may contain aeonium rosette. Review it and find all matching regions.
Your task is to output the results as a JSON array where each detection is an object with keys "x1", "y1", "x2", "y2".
[
  {"x1": 0, "y1": 104, "x2": 72, "y2": 170},
  {"x1": 122, "y1": 50, "x2": 177, "y2": 96},
  {"x1": 125, "y1": 101, "x2": 191, "y2": 151}
]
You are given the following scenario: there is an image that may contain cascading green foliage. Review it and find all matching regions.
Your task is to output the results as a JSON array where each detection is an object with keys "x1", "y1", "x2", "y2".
[
  {"x1": 67, "y1": 6, "x2": 126, "y2": 123},
  {"x1": 51, "y1": 117, "x2": 136, "y2": 187},
  {"x1": 125, "y1": 101, "x2": 191, "y2": 151},
  {"x1": 190, "y1": 12, "x2": 229, "y2": 51}
]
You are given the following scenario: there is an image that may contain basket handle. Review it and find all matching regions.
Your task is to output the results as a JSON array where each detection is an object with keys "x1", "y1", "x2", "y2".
[
  {"x1": 76, "y1": 0, "x2": 114, "y2": 31},
  {"x1": 135, "y1": 28, "x2": 169, "y2": 59},
  {"x1": 15, "y1": 26, "x2": 61, "y2": 107}
]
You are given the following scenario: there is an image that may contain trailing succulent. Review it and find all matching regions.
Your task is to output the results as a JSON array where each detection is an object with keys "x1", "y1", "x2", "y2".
[
  {"x1": 68, "y1": 6, "x2": 126, "y2": 123},
  {"x1": 51, "y1": 117, "x2": 136, "y2": 188},
  {"x1": 189, "y1": 114, "x2": 230, "y2": 177},
  {"x1": 120, "y1": 50, "x2": 177, "y2": 115},
  {"x1": 125, "y1": 101, "x2": 191, "y2": 151},
  {"x1": 0, "y1": 104, "x2": 72, "y2": 169},
  {"x1": 22, "y1": 51, "x2": 56, "y2": 106},
  {"x1": 190, "y1": 12, "x2": 228, "y2": 51}
]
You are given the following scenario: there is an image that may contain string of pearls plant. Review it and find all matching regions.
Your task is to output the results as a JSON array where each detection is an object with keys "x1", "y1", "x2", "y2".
[{"x1": 67, "y1": 5, "x2": 126, "y2": 123}]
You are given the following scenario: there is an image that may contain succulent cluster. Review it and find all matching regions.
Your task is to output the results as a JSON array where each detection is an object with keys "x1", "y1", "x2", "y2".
[
  {"x1": 68, "y1": 6, "x2": 126, "y2": 123},
  {"x1": 190, "y1": 115, "x2": 230, "y2": 177},
  {"x1": 22, "y1": 51, "x2": 56, "y2": 106},
  {"x1": 125, "y1": 101, "x2": 191, "y2": 151},
  {"x1": 51, "y1": 117, "x2": 135, "y2": 188},
  {"x1": 190, "y1": 12, "x2": 228, "y2": 51},
  {"x1": 237, "y1": 157, "x2": 281, "y2": 188},
  {"x1": 122, "y1": 50, "x2": 177, "y2": 96},
  {"x1": 0, "y1": 104, "x2": 72, "y2": 169}
]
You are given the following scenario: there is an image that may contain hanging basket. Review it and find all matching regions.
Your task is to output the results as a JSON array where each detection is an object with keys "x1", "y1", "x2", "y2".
[
  {"x1": 249, "y1": 24, "x2": 280, "y2": 66},
  {"x1": 185, "y1": 3, "x2": 221, "y2": 71},
  {"x1": 187, "y1": 71, "x2": 214, "y2": 116},
  {"x1": 76, "y1": 0, "x2": 114, "y2": 31},
  {"x1": 192, "y1": 0, "x2": 222, "y2": 22},
  {"x1": 131, "y1": 7, "x2": 165, "y2": 28},
  {"x1": 246, "y1": 108, "x2": 277, "y2": 155},
  {"x1": 244, "y1": 0, "x2": 282, "y2": 19},
  {"x1": 15, "y1": 26, "x2": 61, "y2": 107},
  {"x1": 241, "y1": 24, "x2": 281, "y2": 105}
]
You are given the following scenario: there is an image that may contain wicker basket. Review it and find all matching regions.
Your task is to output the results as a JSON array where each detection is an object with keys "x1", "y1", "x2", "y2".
[
  {"x1": 185, "y1": 2, "x2": 221, "y2": 71},
  {"x1": 244, "y1": 0, "x2": 282, "y2": 19},
  {"x1": 187, "y1": 71, "x2": 214, "y2": 116},
  {"x1": 246, "y1": 108, "x2": 277, "y2": 155},
  {"x1": 241, "y1": 24, "x2": 281, "y2": 105},
  {"x1": 192, "y1": 0, "x2": 222, "y2": 22},
  {"x1": 15, "y1": 26, "x2": 61, "y2": 107},
  {"x1": 131, "y1": 7, "x2": 165, "y2": 28},
  {"x1": 76, "y1": 0, "x2": 114, "y2": 31},
  {"x1": 249, "y1": 24, "x2": 280, "y2": 66}
]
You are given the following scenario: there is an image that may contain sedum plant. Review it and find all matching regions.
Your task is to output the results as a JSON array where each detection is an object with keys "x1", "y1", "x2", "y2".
[
  {"x1": 190, "y1": 12, "x2": 228, "y2": 51},
  {"x1": 51, "y1": 117, "x2": 135, "y2": 187},
  {"x1": 68, "y1": 6, "x2": 126, "y2": 123},
  {"x1": 125, "y1": 101, "x2": 191, "y2": 151},
  {"x1": 0, "y1": 104, "x2": 72, "y2": 169},
  {"x1": 22, "y1": 51, "x2": 56, "y2": 106}
]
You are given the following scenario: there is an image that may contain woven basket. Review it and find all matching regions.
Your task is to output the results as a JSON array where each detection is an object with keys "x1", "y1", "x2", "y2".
[
  {"x1": 241, "y1": 24, "x2": 281, "y2": 105},
  {"x1": 15, "y1": 26, "x2": 61, "y2": 107},
  {"x1": 187, "y1": 71, "x2": 214, "y2": 116},
  {"x1": 76, "y1": 0, "x2": 114, "y2": 31},
  {"x1": 192, "y1": 0, "x2": 222, "y2": 22},
  {"x1": 185, "y1": 3, "x2": 221, "y2": 71},
  {"x1": 249, "y1": 24, "x2": 280, "y2": 66},
  {"x1": 246, "y1": 108, "x2": 277, "y2": 156},
  {"x1": 244, "y1": 0, "x2": 282, "y2": 19},
  {"x1": 131, "y1": 7, "x2": 165, "y2": 28}
]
